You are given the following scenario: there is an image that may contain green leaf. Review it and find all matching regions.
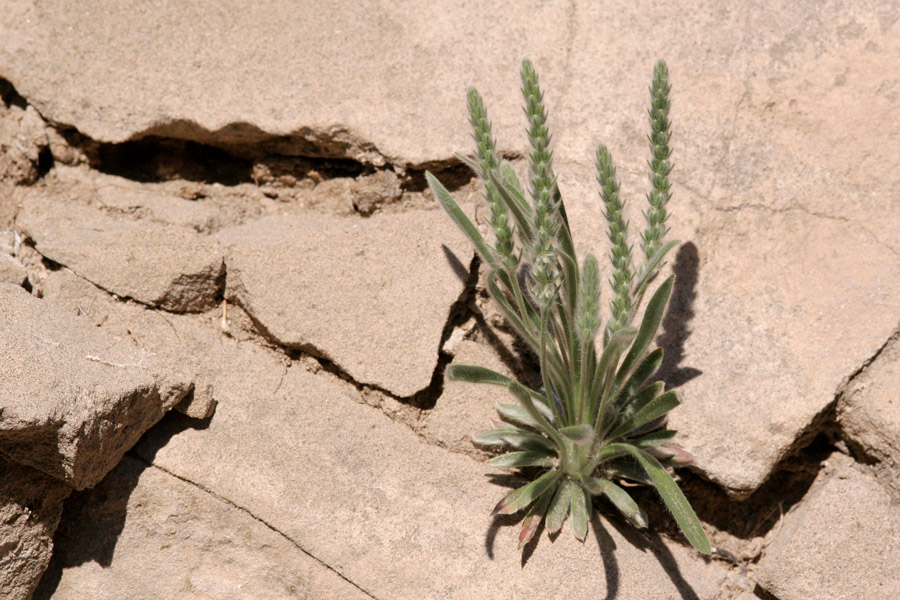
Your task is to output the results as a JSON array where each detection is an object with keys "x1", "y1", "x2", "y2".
[
  {"x1": 473, "y1": 426, "x2": 556, "y2": 453},
  {"x1": 426, "y1": 171, "x2": 499, "y2": 269},
  {"x1": 618, "y1": 381, "x2": 665, "y2": 421},
  {"x1": 519, "y1": 488, "x2": 553, "y2": 549},
  {"x1": 545, "y1": 479, "x2": 571, "y2": 534},
  {"x1": 569, "y1": 480, "x2": 590, "y2": 541},
  {"x1": 616, "y1": 347, "x2": 663, "y2": 406},
  {"x1": 493, "y1": 470, "x2": 561, "y2": 515},
  {"x1": 615, "y1": 275, "x2": 674, "y2": 388},
  {"x1": 590, "y1": 326, "x2": 638, "y2": 426},
  {"x1": 489, "y1": 451, "x2": 555, "y2": 468},
  {"x1": 559, "y1": 424, "x2": 594, "y2": 446},
  {"x1": 608, "y1": 390, "x2": 680, "y2": 439},
  {"x1": 454, "y1": 152, "x2": 482, "y2": 175},
  {"x1": 632, "y1": 239, "x2": 678, "y2": 300},
  {"x1": 604, "y1": 443, "x2": 710, "y2": 554},
  {"x1": 496, "y1": 402, "x2": 543, "y2": 431},
  {"x1": 447, "y1": 364, "x2": 514, "y2": 387},
  {"x1": 605, "y1": 457, "x2": 654, "y2": 485},
  {"x1": 584, "y1": 477, "x2": 648, "y2": 528},
  {"x1": 630, "y1": 429, "x2": 677, "y2": 448}
]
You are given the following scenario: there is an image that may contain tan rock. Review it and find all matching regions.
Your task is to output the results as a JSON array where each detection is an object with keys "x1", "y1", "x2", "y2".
[
  {"x1": 838, "y1": 332, "x2": 900, "y2": 495},
  {"x1": 39, "y1": 267, "x2": 222, "y2": 422},
  {"x1": 666, "y1": 208, "x2": 900, "y2": 497},
  {"x1": 0, "y1": 253, "x2": 26, "y2": 285},
  {"x1": 755, "y1": 455, "x2": 900, "y2": 600},
  {"x1": 0, "y1": 100, "x2": 47, "y2": 185},
  {"x1": 17, "y1": 189, "x2": 224, "y2": 312},
  {"x1": 0, "y1": 458, "x2": 71, "y2": 600},
  {"x1": 133, "y1": 341, "x2": 726, "y2": 599},
  {"x1": 217, "y1": 209, "x2": 471, "y2": 397},
  {"x1": 36, "y1": 456, "x2": 369, "y2": 600},
  {"x1": 0, "y1": 284, "x2": 190, "y2": 489},
  {"x1": 420, "y1": 339, "x2": 511, "y2": 456},
  {"x1": 0, "y1": 0, "x2": 572, "y2": 166}
]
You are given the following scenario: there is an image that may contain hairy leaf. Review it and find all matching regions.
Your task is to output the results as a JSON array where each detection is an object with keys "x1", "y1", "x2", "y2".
[
  {"x1": 489, "y1": 451, "x2": 555, "y2": 468},
  {"x1": 493, "y1": 470, "x2": 561, "y2": 515},
  {"x1": 426, "y1": 172, "x2": 498, "y2": 269},
  {"x1": 604, "y1": 443, "x2": 710, "y2": 553},
  {"x1": 545, "y1": 479, "x2": 572, "y2": 534},
  {"x1": 569, "y1": 480, "x2": 590, "y2": 541},
  {"x1": 559, "y1": 424, "x2": 594, "y2": 446},
  {"x1": 609, "y1": 390, "x2": 680, "y2": 439},
  {"x1": 584, "y1": 477, "x2": 648, "y2": 528},
  {"x1": 615, "y1": 275, "x2": 674, "y2": 388},
  {"x1": 519, "y1": 490, "x2": 553, "y2": 549}
]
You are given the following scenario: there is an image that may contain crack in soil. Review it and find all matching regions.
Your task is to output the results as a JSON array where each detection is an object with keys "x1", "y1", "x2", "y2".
[{"x1": 130, "y1": 454, "x2": 382, "y2": 600}]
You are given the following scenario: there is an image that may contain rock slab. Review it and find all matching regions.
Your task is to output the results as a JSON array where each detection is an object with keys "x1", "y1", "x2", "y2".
[
  {"x1": 35, "y1": 456, "x2": 370, "y2": 600},
  {"x1": 755, "y1": 456, "x2": 900, "y2": 600},
  {"x1": 0, "y1": 458, "x2": 71, "y2": 600},
  {"x1": 218, "y1": 210, "x2": 471, "y2": 397},
  {"x1": 0, "y1": 283, "x2": 190, "y2": 489},
  {"x1": 17, "y1": 190, "x2": 223, "y2": 312},
  {"x1": 838, "y1": 331, "x2": 900, "y2": 494}
]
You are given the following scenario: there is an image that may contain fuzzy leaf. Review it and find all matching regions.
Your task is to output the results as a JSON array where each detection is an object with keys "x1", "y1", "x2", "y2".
[
  {"x1": 632, "y1": 239, "x2": 678, "y2": 299},
  {"x1": 489, "y1": 451, "x2": 555, "y2": 468},
  {"x1": 631, "y1": 429, "x2": 678, "y2": 448},
  {"x1": 493, "y1": 470, "x2": 561, "y2": 515},
  {"x1": 615, "y1": 275, "x2": 674, "y2": 388},
  {"x1": 519, "y1": 489, "x2": 553, "y2": 549},
  {"x1": 569, "y1": 480, "x2": 590, "y2": 541},
  {"x1": 496, "y1": 402, "x2": 543, "y2": 431},
  {"x1": 426, "y1": 171, "x2": 499, "y2": 269},
  {"x1": 605, "y1": 457, "x2": 654, "y2": 486},
  {"x1": 618, "y1": 381, "x2": 665, "y2": 421},
  {"x1": 473, "y1": 426, "x2": 555, "y2": 453},
  {"x1": 604, "y1": 443, "x2": 710, "y2": 554},
  {"x1": 646, "y1": 442, "x2": 695, "y2": 467},
  {"x1": 448, "y1": 364, "x2": 514, "y2": 387},
  {"x1": 616, "y1": 347, "x2": 663, "y2": 406},
  {"x1": 609, "y1": 391, "x2": 680, "y2": 440},
  {"x1": 455, "y1": 152, "x2": 482, "y2": 174},
  {"x1": 584, "y1": 477, "x2": 648, "y2": 528},
  {"x1": 590, "y1": 326, "x2": 638, "y2": 421},
  {"x1": 545, "y1": 479, "x2": 572, "y2": 534},
  {"x1": 559, "y1": 424, "x2": 594, "y2": 446}
]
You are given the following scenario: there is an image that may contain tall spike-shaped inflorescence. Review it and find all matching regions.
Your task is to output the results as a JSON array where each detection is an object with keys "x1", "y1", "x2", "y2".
[
  {"x1": 642, "y1": 60, "x2": 672, "y2": 260},
  {"x1": 576, "y1": 254, "x2": 601, "y2": 344},
  {"x1": 521, "y1": 59, "x2": 560, "y2": 307},
  {"x1": 468, "y1": 88, "x2": 517, "y2": 271},
  {"x1": 596, "y1": 146, "x2": 633, "y2": 337}
]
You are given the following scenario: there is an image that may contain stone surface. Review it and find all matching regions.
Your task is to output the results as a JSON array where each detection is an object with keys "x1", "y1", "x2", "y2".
[
  {"x1": 755, "y1": 455, "x2": 900, "y2": 600},
  {"x1": 420, "y1": 339, "x2": 511, "y2": 456},
  {"x1": 39, "y1": 267, "x2": 224, "y2": 422},
  {"x1": 132, "y1": 339, "x2": 726, "y2": 600},
  {"x1": 0, "y1": 253, "x2": 26, "y2": 285},
  {"x1": 0, "y1": 458, "x2": 71, "y2": 600},
  {"x1": 837, "y1": 331, "x2": 900, "y2": 494},
  {"x1": 0, "y1": 283, "x2": 190, "y2": 489},
  {"x1": 0, "y1": 98, "x2": 47, "y2": 185},
  {"x1": 34, "y1": 456, "x2": 370, "y2": 600},
  {"x1": 17, "y1": 187, "x2": 224, "y2": 312},
  {"x1": 217, "y1": 209, "x2": 471, "y2": 397},
  {"x1": 0, "y1": 0, "x2": 572, "y2": 166},
  {"x1": 665, "y1": 208, "x2": 900, "y2": 497}
]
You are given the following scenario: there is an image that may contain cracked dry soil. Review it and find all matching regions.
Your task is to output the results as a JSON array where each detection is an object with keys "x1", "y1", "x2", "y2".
[{"x1": 3, "y1": 11, "x2": 900, "y2": 595}]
